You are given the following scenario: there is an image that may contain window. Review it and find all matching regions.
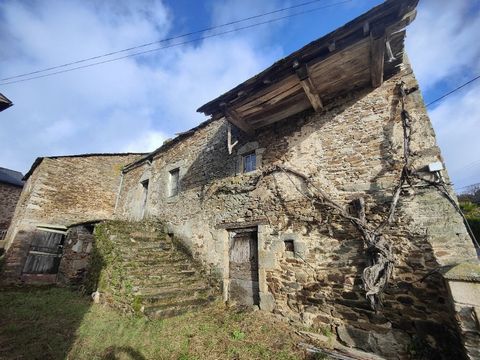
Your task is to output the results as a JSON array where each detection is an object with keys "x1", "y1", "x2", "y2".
[
  {"x1": 169, "y1": 168, "x2": 180, "y2": 197},
  {"x1": 141, "y1": 179, "x2": 149, "y2": 218},
  {"x1": 243, "y1": 152, "x2": 256, "y2": 173},
  {"x1": 284, "y1": 240, "x2": 295, "y2": 253}
]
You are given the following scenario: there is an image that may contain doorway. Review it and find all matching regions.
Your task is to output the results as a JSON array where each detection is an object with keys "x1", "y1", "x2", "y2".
[
  {"x1": 22, "y1": 229, "x2": 65, "y2": 274},
  {"x1": 228, "y1": 228, "x2": 259, "y2": 306}
]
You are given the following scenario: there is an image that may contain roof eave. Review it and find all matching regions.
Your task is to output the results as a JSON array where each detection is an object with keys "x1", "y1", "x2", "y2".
[{"x1": 196, "y1": 0, "x2": 418, "y2": 117}]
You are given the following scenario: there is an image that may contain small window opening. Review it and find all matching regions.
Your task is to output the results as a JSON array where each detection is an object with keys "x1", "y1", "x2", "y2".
[
  {"x1": 141, "y1": 179, "x2": 149, "y2": 218},
  {"x1": 284, "y1": 239, "x2": 295, "y2": 253},
  {"x1": 243, "y1": 152, "x2": 256, "y2": 173},
  {"x1": 85, "y1": 224, "x2": 95, "y2": 234},
  {"x1": 169, "y1": 168, "x2": 180, "y2": 197}
]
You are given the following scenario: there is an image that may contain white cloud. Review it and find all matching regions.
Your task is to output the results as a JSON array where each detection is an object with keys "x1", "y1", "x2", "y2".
[
  {"x1": 124, "y1": 131, "x2": 168, "y2": 153},
  {"x1": 429, "y1": 83, "x2": 480, "y2": 190},
  {"x1": 406, "y1": 0, "x2": 480, "y2": 190},
  {"x1": 407, "y1": 0, "x2": 480, "y2": 90},
  {"x1": 0, "y1": 0, "x2": 283, "y2": 173}
]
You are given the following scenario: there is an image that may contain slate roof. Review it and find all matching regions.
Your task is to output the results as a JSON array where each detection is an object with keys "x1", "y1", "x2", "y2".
[
  {"x1": 0, "y1": 93, "x2": 13, "y2": 112},
  {"x1": 0, "y1": 167, "x2": 24, "y2": 187}
]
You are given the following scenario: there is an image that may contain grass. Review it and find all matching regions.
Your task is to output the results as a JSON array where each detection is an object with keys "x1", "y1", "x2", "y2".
[
  {"x1": 460, "y1": 201, "x2": 480, "y2": 245},
  {"x1": 0, "y1": 286, "x2": 306, "y2": 360}
]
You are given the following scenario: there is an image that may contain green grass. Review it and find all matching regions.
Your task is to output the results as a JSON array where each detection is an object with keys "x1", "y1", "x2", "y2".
[
  {"x1": 460, "y1": 201, "x2": 480, "y2": 245},
  {"x1": 0, "y1": 286, "x2": 305, "y2": 360}
]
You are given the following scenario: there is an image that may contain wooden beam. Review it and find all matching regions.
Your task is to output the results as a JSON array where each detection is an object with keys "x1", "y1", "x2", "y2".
[
  {"x1": 227, "y1": 122, "x2": 239, "y2": 154},
  {"x1": 224, "y1": 108, "x2": 254, "y2": 136},
  {"x1": 295, "y1": 65, "x2": 323, "y2": 112},
  {"x1": 370, "y1": 30, "x2": 386, "y2": 88}
]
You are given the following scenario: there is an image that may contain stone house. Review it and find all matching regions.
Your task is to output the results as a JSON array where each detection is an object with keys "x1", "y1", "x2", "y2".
[
  {"x1": 3, "y1": 1, "x2": 480, "y2": 358},
  {"x1": 0, "y1": 167, "x2": 24, "y2": 245},
  {"x1": 2, "y1": 153, "x2": 143, "y2": 282}
]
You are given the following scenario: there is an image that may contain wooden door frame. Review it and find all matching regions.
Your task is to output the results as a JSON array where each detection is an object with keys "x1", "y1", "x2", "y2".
[{"x1": 227, "y1": 227, "x2": 260, "y2": 305}]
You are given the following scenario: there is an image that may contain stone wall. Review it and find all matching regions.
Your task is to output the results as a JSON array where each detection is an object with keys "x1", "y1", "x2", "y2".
[
  {"x1": 57, "y1": 224, "x2": 95, "y2": 286},
  {"x1": 116, "y1": 63, "x2": 477, "y2": 358},
  {"x1": 441, "y1": 262, "x2": 480, "y2": 360},
  {"x1": 0, "y1": 182, "x2": 22, "y2": 233},
  {"x1": 2, "y1": 154, "x2": 142, "y2": 281}
]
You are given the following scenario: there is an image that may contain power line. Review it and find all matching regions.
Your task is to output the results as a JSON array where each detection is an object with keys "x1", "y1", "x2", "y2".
[
  {"x1": 0, "y1": 0, "x2": 346, "y2": 83},
  {"x1": 455, "y1": 182, "x2": 480, "y2": 192},
  {"x1": 426, "y1": 74, "x2": 480, "y2": 107},
  {"x1": 455, "y1": 159, "x2": 480, "y2": 173}
]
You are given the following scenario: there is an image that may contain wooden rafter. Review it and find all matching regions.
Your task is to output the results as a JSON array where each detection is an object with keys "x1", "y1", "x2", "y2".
[
  {"x1": 370, "y1": 29, "x2": 386, "y2": 88},
  {"x1": 224, "y1": 108, "x2": 254, "y2": 136},
  {"x1": 295, "y1": 65, "x2": 323, "y2": 112}
]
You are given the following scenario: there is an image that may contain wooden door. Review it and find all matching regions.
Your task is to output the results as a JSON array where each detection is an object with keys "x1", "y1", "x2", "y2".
[
  {"x1": 229, "y1": 230, "x2": 259, "y2": 306},
  {"x1": 22, "y1": 230, "x2": 65, "y2": 274}
]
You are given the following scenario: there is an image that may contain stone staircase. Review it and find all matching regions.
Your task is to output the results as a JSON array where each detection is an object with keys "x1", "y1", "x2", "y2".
[{"x1": 94, "y1": 221, "x2": 219, "y2": 319}]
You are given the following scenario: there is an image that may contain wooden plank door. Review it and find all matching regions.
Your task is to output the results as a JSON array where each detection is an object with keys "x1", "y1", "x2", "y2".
[
  {"x1": 229, "y1": 230, "x2": 259, "y2": 306},
  {"x1": 22, "y1": 230, "x2": 65, "y2": 274}
]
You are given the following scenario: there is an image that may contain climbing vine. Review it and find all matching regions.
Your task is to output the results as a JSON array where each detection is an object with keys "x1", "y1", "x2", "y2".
[{"x1": 210, "y1": 81, "x2": 475, "y2": 310}]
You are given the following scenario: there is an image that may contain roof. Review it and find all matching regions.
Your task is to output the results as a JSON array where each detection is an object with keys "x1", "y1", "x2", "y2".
[
  {"x1": 23, "y1": 152, "x2": 146, "y2": 181},
  {"x1": 197, "y1": 0, "x2": 418, "y2": 132},
  {"x1": 0, "y1": 167, "x2": 24, "y2": 187},
  {"x1": 0, "y1": 93, "x2": 13, "y2": 112}
]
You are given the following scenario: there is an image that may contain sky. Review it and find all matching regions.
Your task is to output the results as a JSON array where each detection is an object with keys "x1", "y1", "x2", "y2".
[{"x1": 0, "y1": 0, "x2": 479, "y2": 192}]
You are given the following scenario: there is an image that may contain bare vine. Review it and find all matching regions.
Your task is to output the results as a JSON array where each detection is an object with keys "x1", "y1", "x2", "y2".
[{"x1": 209, "y1": 82, "x2": 443, "y2": 310}]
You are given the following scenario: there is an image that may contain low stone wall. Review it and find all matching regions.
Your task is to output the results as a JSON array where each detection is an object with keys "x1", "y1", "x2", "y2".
[
  {"x1": 57, "y1": 225, "x2": 95, "y2": 286},
  {"x1": 442, "y1": 262, "x2": 480, "y2": 359}
]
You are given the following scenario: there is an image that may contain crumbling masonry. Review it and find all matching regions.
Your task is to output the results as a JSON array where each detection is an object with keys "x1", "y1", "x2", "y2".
[{"x1": 3, "y1": 1, "x2": 480, "y2": 359}]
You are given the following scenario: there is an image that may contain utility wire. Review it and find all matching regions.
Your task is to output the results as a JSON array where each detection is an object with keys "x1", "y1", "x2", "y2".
[
  {"x1": 455, "y1": 182, "x2": 480, "y2": 192},
  {"x1": 0, "y1": 0, "x2": 346, "y2": 83},
  {"x1": 426, "y1": 74, "x2": 480, "y2": 107}
]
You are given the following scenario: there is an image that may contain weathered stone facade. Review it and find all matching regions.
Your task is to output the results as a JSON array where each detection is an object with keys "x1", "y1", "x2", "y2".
[
  {"x1": 0, "y1": 182, "x2": 22, "y2": 233},
  {"x1": 3, "y1": 1, "x2": 479, "y2": 357},
  {"x1": 116, "y1": 66, "x2": 477, "y2": 358},
  {"x1": 2, "y1": 154, "x2": 142, "y2": 281}
]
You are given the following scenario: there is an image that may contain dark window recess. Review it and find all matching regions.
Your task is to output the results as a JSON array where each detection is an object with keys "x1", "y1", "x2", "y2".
[
  {"x1": 243, "y1": 152, "x2": 256, "y2": 173},
  {"x1": 284, "y1": 240, "x2": 295, "y2": 252},
  {"x1": 141, "y1": 179, "x2": 149, "y2": 218},
  {"x1": 169, "y1": 168, "x2": 180, "y2": 197}
]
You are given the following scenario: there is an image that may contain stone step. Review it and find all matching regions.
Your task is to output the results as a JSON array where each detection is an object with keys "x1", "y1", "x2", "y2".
[
  {"x1": 139, "y1": 287, "x2": 213, "y2": 305},
  {"x1": 124, "y1": 261, "x2": 193, "y2": 271},
  {"x1": 127, "y1": 268, "x2": 199, "y2": 281},
  {"x1": 135, "y1": 284, "x2": 210, "y2": 297},
  {"x1": 143, "y1": 296, "x2": 215, "y2": 319},
  {"x1": 121, "y1": 251, "x2": 191, "y2": 261},
  {"x1": 131, "y1": 277, "x2": 204, "y2": 289},
  {"x1": 99, "y1": 221, "x2": 219, "y2": 319},
  {"x1": 118, "y1": 242, "x2": 173, "y2": 251}
]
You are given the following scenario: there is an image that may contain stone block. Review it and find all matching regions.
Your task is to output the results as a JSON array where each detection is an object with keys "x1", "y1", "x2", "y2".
[
  {"x1": 259, "y1": 292, "x2": 275, "y2": 312},
  {"x1": 448, "y1": 280, "x2": 480, "y2": 306}
]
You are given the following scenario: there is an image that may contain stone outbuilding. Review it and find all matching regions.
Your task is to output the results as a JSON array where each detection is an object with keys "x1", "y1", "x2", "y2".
[{"x1": 2, "y1": 153, "x2": 143, "y2": 283}]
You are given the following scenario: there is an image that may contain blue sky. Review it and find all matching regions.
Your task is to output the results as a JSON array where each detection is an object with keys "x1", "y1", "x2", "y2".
[{"x1": 0, "y1": 0, "x2": 479, "y2": 191}]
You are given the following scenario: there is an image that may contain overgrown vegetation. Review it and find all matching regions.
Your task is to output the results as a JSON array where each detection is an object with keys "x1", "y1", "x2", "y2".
[
  {"x1": 0, "y1": 286, "x2": 305, "y2": 360},
  {"x1": 86, "y1": 220, "x2": 167, "y2": 313},
  {"x1": 458, "y1": 187, "x2": 480, "y2": 246}
]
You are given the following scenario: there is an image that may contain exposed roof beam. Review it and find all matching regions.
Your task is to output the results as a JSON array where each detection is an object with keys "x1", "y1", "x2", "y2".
[
  {"x1": 370, "y1": 29, "x2": 386, "y2": 88},
  {"x1": 295, "y1": 64, "x2": 323, "y2": 112},
  {"x1": 224, "y1": 108, "x2": 254, "y2": 136}
]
